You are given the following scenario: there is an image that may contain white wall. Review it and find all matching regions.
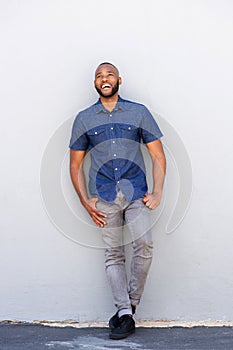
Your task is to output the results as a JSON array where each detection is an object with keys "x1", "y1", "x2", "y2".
[{"x1": 1, "y1": 0, "x2": 233, "y2": 322}]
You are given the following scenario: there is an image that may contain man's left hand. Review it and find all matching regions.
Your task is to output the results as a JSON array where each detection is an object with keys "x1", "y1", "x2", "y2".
[{"x1": 143, "y1": 192, "x2": 162, "y2": 210}]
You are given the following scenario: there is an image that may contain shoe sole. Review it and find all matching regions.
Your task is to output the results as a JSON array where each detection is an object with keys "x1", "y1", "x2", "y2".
[{"x1": 109, "y1": 329, "x2": 135, "y2": 340}]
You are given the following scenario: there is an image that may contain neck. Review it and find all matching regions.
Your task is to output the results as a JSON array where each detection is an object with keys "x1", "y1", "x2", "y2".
[{"x1": 100, "y1": 94, "x2": 119, "y2": 112}]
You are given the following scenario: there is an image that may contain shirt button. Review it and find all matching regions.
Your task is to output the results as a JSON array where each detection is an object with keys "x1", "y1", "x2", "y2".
[
  {"x1": 128, "y1": 127, "x2": 131, "y2": 130},
  {"x1": 109, "y1": 114, "x2": 112, "y2": 117},
  {"x1": 117, "y1": 181, "x2": 120, "y2": 184},
  {"x1": 94, "y1": 131, "x2": 98, "y2": 134},
  {"x1": 110, "y1": 127, "x2": 114, "y2": 130},
  {"x1": 113, "y1": 154, "x2": 117, "y2": 157},
  {"x1": 115, "y1": 167, "x2": 118, "y2": 171},
  {"x1": 112, "y1": 140, "x2": 115, "y2": 143}
]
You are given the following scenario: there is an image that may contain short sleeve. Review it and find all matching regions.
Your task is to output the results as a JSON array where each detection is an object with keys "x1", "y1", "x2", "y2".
[
  {"x1": 140, "y1": 107, "x2": 163, "y2": 143},
  {"x1": 69, "y1": 114, "x2": 89, "y2": 150}
]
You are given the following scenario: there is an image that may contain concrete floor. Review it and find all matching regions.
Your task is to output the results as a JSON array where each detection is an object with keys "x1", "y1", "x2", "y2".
[{"x1": 1, "y1": 323, "x2": 233, "y2": 350}]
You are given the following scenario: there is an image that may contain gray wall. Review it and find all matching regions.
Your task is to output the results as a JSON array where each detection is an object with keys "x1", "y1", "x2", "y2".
[{"x1": 1, "y1": 0, "x2": 233, "y2": 323}]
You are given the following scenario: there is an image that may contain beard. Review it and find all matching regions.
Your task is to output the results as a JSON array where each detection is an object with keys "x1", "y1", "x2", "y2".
[{"x1": 95, "y1": 81, "x2": 119, "y2": 98}]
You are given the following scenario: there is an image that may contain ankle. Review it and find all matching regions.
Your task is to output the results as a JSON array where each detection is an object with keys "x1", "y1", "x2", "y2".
[
  {"x1": 118, "y1": 308, "x2": 132, "y2": 318},
  {"x1": 131, "y1": 304, "x2": 136, "y2": 314}
]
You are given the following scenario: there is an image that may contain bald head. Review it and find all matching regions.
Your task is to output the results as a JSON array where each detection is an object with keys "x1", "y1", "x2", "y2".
[{"x1": 95, "y1": 62, "x2": 119, "y2": 77}]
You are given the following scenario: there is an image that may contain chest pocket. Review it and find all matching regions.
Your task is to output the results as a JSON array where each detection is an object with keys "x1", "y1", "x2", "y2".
[
  {"x1": 119, "y1": 124, "x2": 140, "y2": 141},
  {"x1": 86, "y1": 126, "x2": 106, "y2": 148}
]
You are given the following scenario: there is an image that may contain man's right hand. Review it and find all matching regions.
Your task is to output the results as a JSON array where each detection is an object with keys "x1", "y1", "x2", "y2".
[
  {"x1": 84, "y1": 197, "x2": 107, "y2": 228},
  {"x1": 70, "y1": 150, "x2": 107, "y2": 228}
]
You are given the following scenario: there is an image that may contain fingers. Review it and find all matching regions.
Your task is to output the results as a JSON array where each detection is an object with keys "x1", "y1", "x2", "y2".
[
  {"x1": 143, "y1": 193, "x2": 160, "y2": 210},
  {"x1": 92, "y1": 213, "x2": 106, "y2": 227},
  {"x1": 145, "y1": 202, "x2": 157, "y2": 210},
  {"x1": 143, "y1": 193, "x2": 149, "y2": 203},
  {"x1": 146, "y1": 203, "x2": 158, "y2": 210},
  {"x1": 86, "y1": 198, "x2": 108, "y2": 228},
  {"x1": 91, "y1": 208, "x2": 107, "y2": 228},
  {"x1": 89, "y1": 207, "x2": 106, "y2": 227},
  {"x1": 89, "y1": 199, "x2": 107, "y2": 215},
  {"x1": 94, "y1": 208, "x2": 107, "y2": 218}
]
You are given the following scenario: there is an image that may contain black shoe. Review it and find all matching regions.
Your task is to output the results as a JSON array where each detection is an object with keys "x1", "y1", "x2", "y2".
[
  {"x1": 109, "y1": 315, "x2": 135, "y2": 340},
  {"x1": 109, "y1": 311, "x2": 120, "y2": 330},
  {"x1": 109, "y1": 305, "x2": 136, "y2": 330}
]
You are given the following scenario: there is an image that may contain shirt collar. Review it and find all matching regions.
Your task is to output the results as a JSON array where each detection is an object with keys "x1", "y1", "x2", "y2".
[{"x1": 94, "y1": 96, "x2": 126, "y2": 114}]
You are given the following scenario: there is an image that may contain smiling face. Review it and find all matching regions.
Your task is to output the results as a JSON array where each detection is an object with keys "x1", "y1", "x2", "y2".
[{"x1": 94, "y1": 63, "x2": 122, "y2": 98}]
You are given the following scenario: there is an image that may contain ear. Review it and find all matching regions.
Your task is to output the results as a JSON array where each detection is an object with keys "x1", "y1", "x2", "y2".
[{"x1": 118, "y1": 77, "x2": 122, "y2": 85}]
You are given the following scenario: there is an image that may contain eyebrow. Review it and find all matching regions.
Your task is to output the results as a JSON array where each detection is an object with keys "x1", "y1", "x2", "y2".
[{"x1": 96, "y1": 70, "x2": 116, "y2": 75}]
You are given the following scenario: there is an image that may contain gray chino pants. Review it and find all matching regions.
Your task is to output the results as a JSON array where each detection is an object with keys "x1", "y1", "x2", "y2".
[{"x1": 96, "y1": 189, "x2": 153, "y2": 317}]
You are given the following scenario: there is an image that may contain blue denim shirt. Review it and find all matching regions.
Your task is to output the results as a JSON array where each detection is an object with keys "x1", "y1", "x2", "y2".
[{"x1": 69, "y1": 96, "x2": 163, "y2": 203}]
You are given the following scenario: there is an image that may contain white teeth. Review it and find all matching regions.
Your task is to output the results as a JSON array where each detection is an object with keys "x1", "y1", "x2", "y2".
[{"x1": 102, "y1": 84, "x2": 111, "y2": 89}]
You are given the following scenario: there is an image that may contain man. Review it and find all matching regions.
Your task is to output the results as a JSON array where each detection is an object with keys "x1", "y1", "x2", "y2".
[{"x1": 69, "y1": 62, "x2": 166, "y2": 339}]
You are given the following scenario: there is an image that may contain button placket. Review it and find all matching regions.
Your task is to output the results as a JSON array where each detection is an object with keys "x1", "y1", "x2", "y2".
[
  {"x1": 109, "y1": 124, "x2": 118, "y2": 159},
  {"x1": 113, "y1": 164, "x2": 121, "y2": 181}
]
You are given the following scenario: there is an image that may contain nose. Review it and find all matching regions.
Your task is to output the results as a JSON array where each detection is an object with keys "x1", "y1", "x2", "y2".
[{"x1": 99, "y1": 74, "x2": 108, "y2": 81}]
